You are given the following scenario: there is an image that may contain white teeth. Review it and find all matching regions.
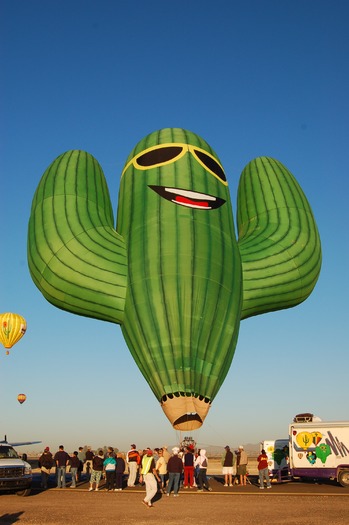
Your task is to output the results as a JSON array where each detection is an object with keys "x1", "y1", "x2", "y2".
[
  {"x1": 164, "y1": 187, "x2": 216, "y2": 201},
  {"x1": 172, "y1": 201, "x2": 212, "y2": 209}
]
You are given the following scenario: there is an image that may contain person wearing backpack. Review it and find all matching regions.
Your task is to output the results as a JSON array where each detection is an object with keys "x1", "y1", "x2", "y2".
[
  {"x1": 194, "y1": 449, "x2": 212, "y2": 492},
  {"x1": 89, "y1": 450, "x2": 104, "y2": 491}
]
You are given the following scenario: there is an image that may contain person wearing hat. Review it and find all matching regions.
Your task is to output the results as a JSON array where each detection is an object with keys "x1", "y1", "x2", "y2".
[
  {"x1": 257, "y1": 449, "x2": 271, "y2": 489},
  {"x1": 221, "y1": 445, "x2": 234, "y2": 487},
  {"x1": 126, "y1": 444, "x2": 140, "y2": 487},
  {"x1": 39, "y1": 447, "x2": 54, "y2": 490},
  {"x1": 139, "y1": 449, "x2": 161, "y2": 508},
  {"x1": 237, "y1": 445, "x2": 248, "y2": 486},
  {"x1": 166, "y1": 447, "x2": 183, "y2": 497}
]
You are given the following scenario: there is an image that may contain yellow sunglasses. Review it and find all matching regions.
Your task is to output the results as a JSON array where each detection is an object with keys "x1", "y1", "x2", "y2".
[{"x1": 122, "y1": 143, "x2": 227, "y2": 185}]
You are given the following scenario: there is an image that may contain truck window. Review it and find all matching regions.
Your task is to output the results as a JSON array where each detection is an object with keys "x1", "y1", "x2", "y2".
[{"x1": 0, "y1": 446, "x2": 19, "y2": 459}]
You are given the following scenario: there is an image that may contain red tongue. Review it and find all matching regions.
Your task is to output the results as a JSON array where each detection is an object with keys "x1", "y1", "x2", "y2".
[{"x1": 175, "y1": 195, "x2": 209, "y2": 207}]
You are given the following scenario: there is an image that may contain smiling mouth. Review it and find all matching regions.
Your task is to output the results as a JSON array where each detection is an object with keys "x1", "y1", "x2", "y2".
[{"x1": 149, "y1": 186, "x2": 225, "y2": 209}]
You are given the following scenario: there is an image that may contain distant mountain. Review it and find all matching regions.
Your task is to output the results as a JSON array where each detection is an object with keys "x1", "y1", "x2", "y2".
[{"x1": 171, "y1": 442, "x2": 261, "y2": 456}]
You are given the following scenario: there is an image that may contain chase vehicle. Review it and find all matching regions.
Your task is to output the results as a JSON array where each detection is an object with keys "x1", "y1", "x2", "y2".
[
  {"x1": 289, "y1": 415, "x2": 349, "y2": 488},
  {"x1": 0, "y1": 440, "x2": 33, "y2": 496}
]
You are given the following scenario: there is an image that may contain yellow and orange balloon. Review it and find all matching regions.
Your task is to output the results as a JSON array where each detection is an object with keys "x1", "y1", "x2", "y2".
[
  {"x1": 0, "y1": 313, "x2": 27, "y2": 355},
  {"x1": 17, "y1": 393, "x2": 27, "y2": 404}
]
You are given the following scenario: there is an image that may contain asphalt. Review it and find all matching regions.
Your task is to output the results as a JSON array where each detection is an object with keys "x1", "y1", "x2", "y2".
[{"x1": 30, "y1": 470, "x2": 349, "y2": 495}]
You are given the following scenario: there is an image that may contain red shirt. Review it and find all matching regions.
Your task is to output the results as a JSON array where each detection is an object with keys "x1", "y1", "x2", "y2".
[{"x1": 257, "y1": 453, "x2": 268, "y2": 470}]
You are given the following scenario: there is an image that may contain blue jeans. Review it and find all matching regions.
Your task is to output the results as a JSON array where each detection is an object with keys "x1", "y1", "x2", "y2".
[
  {"x1": 57, "y1": 466, "x2": 66, "y2": 488},
  {"x1": 40, "y1": 470, "x2": 50, "y2": 489},
  {"x1": 70, "y1": 467, "x2": 77, "y2": 487},
  {"x1": 259, "y1": 468, "x2": 271, "y2": 488},
  {"x1": 197, "y1": 468, "x2": 210, "y2": 490},
  {"x1": 167, "y1": 472, "x2": 180, "y2": 495},
  {"x1": 159, "y1": 473, "x2": 166, "y2": 490}
]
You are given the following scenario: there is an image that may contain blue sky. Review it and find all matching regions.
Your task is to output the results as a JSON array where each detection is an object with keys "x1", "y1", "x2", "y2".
[{"x1": 1, "y1": 0, "x2": 348, "y2": 454}]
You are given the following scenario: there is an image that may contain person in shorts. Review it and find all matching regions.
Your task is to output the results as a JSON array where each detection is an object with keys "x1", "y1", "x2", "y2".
[
  {"x1": 237, "y1": 445, "x2": 248, "y2": 486},
  {"x1": 221, "y1": 445, "x2": 234, "y2": 487},
  {"x1": 89, "y1": 450, "x2": 104, "y2": 491}
]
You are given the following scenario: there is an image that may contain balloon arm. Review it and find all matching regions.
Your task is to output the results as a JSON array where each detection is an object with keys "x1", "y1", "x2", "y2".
[
  {"x1": 237, "y1": 157, "x2": 321, "y2": 320},
  {"x1": 27, "y1": 150, "x2": 128, "y2": 324}
]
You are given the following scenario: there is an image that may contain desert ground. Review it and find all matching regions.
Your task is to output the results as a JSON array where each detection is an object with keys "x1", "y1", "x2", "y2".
[{"x1": 1, "y1": 489, "x2": 348, "y2": 525}]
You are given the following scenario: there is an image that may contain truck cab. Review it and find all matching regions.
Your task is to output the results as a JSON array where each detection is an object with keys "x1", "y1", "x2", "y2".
[{"x1": 0, "y1": 443, "x2": 32, "y2": 496}]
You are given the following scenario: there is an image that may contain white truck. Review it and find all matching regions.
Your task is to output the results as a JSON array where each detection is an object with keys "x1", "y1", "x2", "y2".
[
  {"x1": 0, "y1": 442, "x2": 32, "y2": 496},
  {"x1": 289, "y1": 416, "x2": 349, "y2": 488}
]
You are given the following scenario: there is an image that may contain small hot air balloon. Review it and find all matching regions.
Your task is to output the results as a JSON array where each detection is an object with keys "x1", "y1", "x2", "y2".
[
  {"x1": 0, "y1": 313, "x2": 27, "y2": 355},
  {"x1": 17, "y1": 393, "x2": 27, "y2": 405}
]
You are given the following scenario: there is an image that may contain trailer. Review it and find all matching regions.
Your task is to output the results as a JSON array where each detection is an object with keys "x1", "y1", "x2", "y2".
[
  {"x1": 289, "y1": 419, "x2": 349, "y2": 487},
  {"x1": 261, "y1": 439, "x2": 289, "y2": 483}
]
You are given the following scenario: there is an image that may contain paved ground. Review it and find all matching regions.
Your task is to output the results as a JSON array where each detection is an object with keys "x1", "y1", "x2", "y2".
[{"x1": 1, "y1": 475, "x2": 348, "y2": 525}]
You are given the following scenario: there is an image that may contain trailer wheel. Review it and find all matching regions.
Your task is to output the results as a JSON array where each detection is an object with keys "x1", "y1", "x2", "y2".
[{"x1": 338, "y1": 470, "x2": 349, "y2": 488}]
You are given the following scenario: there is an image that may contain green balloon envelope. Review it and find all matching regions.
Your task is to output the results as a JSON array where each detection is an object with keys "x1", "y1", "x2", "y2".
[
  {"x1": 117, "y1": 129, "x2": 242, "y2": 429},
  {"x1": 27, "y1": 128, "x2": 321, "y2": 431}
]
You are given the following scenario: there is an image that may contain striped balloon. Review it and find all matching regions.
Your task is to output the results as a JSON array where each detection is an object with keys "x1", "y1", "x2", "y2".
[
  {"x1": 17, "y1": 393, "x2": 27, "y2": 404},
  {"x1": 0, "y1": 313, "x2": 27, "y2": 355},
  {"x1": 27, "y1": 129, "x2": 321, "y2": 430}
]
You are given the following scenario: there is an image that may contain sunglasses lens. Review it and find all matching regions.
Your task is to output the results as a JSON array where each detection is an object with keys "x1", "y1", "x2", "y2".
[
  {"x1": 194, "y1": 150, "x2": 226, "y2": 182},
  {"x1": 136, "y1": 146, "x2": 183, "y2": 168}
]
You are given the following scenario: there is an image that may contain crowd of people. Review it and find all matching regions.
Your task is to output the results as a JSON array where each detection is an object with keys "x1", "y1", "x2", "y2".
[{"x1": 38, "y1": 443, "x2": 257, "y2": 507}]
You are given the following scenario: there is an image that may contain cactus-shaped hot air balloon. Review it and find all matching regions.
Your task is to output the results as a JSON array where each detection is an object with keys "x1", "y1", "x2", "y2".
[
  {"x1": 27, "y1": 128, "x2": 321, "y2": 430},
  {"x1": 0, "y1": 313, "x2": 27, "y2": 355}
]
